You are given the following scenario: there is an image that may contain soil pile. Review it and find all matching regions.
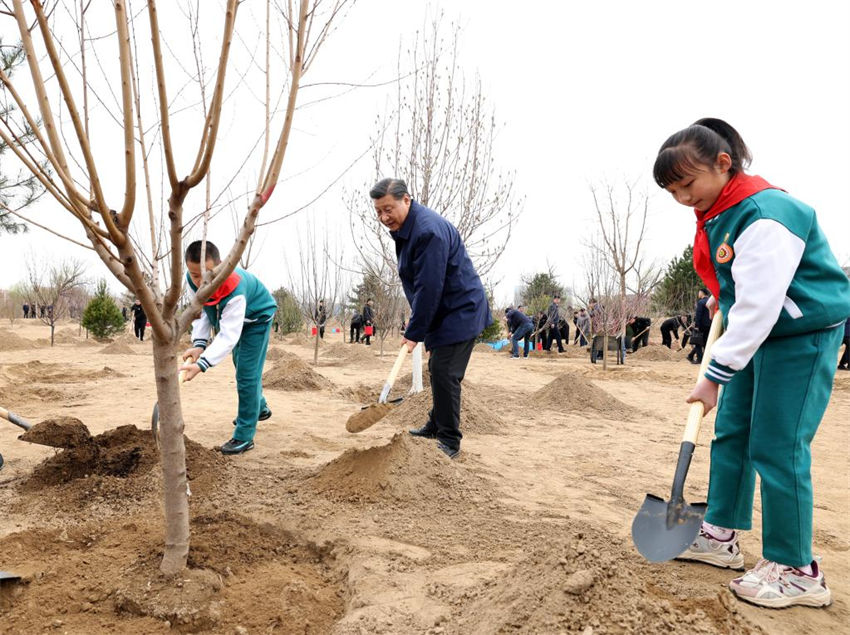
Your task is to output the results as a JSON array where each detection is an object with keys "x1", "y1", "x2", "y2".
[
  {"x1": 531, "y1": 371, "x2": 635, "y2": 418},
  {"x1": 380, "y1": 384, "x2": 506, "y2": 435},
  {"x1": 473, "y1": 342, "x2": 497, "y2": 354},
  {"x1": 52, "y1": 327, "x2": 81, "y2": 344},
  {"x1": 456, "y1": 531, "x2": 763, "y2": 634},
  {"x1": 0, "y1": 329, "x2": 35, "y2": 351},
  {"x1": 263, "y1": 357, "x2": 333, "y2": 391},
  {"x1": 265, "y1": 346, "x2": 297, "y2": 362},
  {"x1": 322, "y1": 342, "x2": 380, "y2": 365},
  {"x1": 337, "y1": 382, "x2": 380, "y2": 403},
  {"x1": 19, "y1": 423, "x2": 226, "y2": 506},
  {"x1": 2, "y1": 360, "x2": 123, "y2": 384},
  {"x1": 308, "y1": 432, "x2": 489, "y2": 504},
  {"x1": 632, "y1": 344, "x2": 680, "y2": 361},
  {"x1": 100, "y1": 341, "x2": 135, "y2": 355}
]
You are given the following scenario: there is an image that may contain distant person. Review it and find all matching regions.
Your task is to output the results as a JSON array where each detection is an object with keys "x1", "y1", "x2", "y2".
[
  {"x1": 688, "y1": 288, "x2": 712, "y2": 364},
  {"x1": 369, "y1": 178, "x2": 491, "y2": 459},
  {"x1": 660, "y1": 314, "x2": 688, "y2": 349},
  {"x1": 131, "y1": 299, "x2": 147, "y2": 341},
  {"x1": 121, "y1": 306, "x2": 128, "y2": 322},
  {"x1": 22, "y1": 303, "x2": 29, "y2": 319},
  {"x1": 627, "y1": 316, "x2": 652, "y2": 352},
  {"x1": 314, "y1": 300, "x2": 327, "y2": 339},
  {"x1": 362, "y1": 298, "x2": 375, "y2": 345},
  {"x1": 558, "y1": 315, "x2": 570, "y2": 346},
  {"x1": 838, "y1": 317, "x2": 850, "y2": 371},
  {"x1": 179, "y1": 240, "x2": 277, "y2": 455},
  {"x1": 39, "y1": 304, "x2": 46, "y2": 318},
  {"x1": 655, "y1": 116, "x2": 850, "y2": 608},
  {"x1": 535, "y1": 310, "x2": 548, "y2": 350},
  {"x1": 575, "y1": 308, "x2": 590, "y2": 346},
  {"x1": 505, "y1": 306, "x2": 533, "y2": 358},
  {"x1": 544, "y1": 295, "x2": 564, "y2": 353},
  {"x1": 349, "y1": 310, "x2": 363, "y2": 343}
]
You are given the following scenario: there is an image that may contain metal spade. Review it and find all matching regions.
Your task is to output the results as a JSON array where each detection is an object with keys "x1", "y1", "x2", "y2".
[{"x1": 632, "y1": 310, "x2": 724, "y2": 562}]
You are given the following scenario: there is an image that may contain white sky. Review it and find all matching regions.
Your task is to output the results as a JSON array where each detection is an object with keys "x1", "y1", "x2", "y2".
[{"x1": 1, "y1": 0, "x2": 848, "y2": 306}]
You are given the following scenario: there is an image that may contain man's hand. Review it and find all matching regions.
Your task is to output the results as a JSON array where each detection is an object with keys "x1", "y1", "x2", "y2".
[
  {"x1": 182, "y1": 346, "x2": 204, "y2": 363},
  {"x1": 686, "y1": 376, "x2": 720, "y2": 414},
  {"x1": 178, "y1": 362, "x2": 202, "y2": 382},
  {"x1": 401, "y1": 337, "x2": 418, "y2": 353}
]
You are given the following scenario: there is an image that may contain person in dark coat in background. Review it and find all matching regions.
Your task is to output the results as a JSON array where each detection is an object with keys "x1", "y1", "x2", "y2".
[
  {"x1": 131, "y1": 299, "x2": 147, "y2": 341},
  {"x1": 362, "y1": 298, "x2": 375, "y2": 345},
  {"x1": 349, "y1": 310, "x2": 363, "y2": 343},
  {"x1": 688, "y1": 288, "x2": 712, "y2": 364},
  {"x1": 506, "y1": 306, "x2": 534, "y2": 358},
  {"x1": 544, "y1": 295, "x2": 564, "y2": 353},
  {"x1": 370, "y1": 178, "x2": 491, "y2": 459},
  {"x1": 314, "y1": 300, "x2": 327, "y2": 339},
  {"x1": 575, "y1": 308, "x2": 591, "y2": 346},
  {"x1": 660, "y1": 314, "x2": 688, "y2": 348},
  {"x1": 536, "y1": 311, "x2": 548, "y2": 350},
  {"x1": 628, "y1": 316, "x2": 652, "y2": 352},
  {"x1": 837, "y1": 317, "x2": 850, "y2": 370}
]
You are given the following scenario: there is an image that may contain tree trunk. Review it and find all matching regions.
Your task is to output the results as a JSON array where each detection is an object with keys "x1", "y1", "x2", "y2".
[
  {"x1": 313, "y1": 325, "x2": 320, "y2": 365},
  {"x1": 50, "y1": 323, "x2": 55, "y2": 347},
  {"x1": 152, "y1": 335, "x2": 191, "y2": 575}
]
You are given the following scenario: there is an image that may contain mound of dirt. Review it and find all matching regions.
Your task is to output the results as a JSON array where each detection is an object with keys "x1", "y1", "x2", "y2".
[
  {"x1": 631, "y1": 344, "x2": 680, "y2": 361},
  {"x1": 560, "y1": 344, "x2": 590, "y2": 358},
  {"x1": 308, "y1": 432, "x2": 489, "y2": 503},
  {"x1": 379, "y1": 384, "x2": 505, "y2": 435},
  {"x1": 265, "y1": 346, "x2": 298, "y2": 362},
  {"x1": 321, "y1": 342, "x2": 380, "y2": 364},
  {"x1": 263, "y1": 357, "x2": 333, "y2": 391},
  {"x1": 0, "y1": 328, "x2": 35, "y2": 350},
  {"x1": 473, "y1": 342, "x2": 497, "y2": 354},
  {"x1": 455, "y1": 530, "x2": 762, "y2": 634},
  {"x1": 2, "y1": 360, "x2": 124, "y2": 384},
  {"x1": 20, "y1": 423, "x2": 225, "y2": 501},
  {"x1": 99, "y1": 341, "x2": 135, "y2": 355},
  {"x1": 336, "y1": 382, "x2": 380, "y2": 404},
  {"x1": 531, "y1": 371, "x2": 635, "y2": 418}
]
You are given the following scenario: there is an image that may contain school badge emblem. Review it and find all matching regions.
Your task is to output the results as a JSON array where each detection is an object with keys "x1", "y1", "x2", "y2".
[{"x1": 716, "y1": 234, "x2": 733, "y2": 264}]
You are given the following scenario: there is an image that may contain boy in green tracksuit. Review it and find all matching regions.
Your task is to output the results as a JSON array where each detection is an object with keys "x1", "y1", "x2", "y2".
[
  {"x1": 654, "y1": 118, "x2": 850, "y2": 608},
  {"x1": 179, "y1": 241, "x2": 277, "y2": 455}
]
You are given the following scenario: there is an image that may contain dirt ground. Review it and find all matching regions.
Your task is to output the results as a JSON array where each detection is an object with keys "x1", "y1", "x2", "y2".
[{"x1": 0, "y1": 320, "x2": 848, "y2": 634}]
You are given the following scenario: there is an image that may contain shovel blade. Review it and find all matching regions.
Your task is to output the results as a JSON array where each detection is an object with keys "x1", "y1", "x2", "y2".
[{"x1": 631, "y1": 494, "x2": 706, "y2": 562}]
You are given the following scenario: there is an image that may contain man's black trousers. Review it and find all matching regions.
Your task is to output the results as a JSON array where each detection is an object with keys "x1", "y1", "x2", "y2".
[{"x1": 426, "y1": 337, "x2": 475, "y2": 452}]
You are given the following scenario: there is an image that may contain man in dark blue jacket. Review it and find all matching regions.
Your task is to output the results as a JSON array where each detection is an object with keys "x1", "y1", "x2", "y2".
[
  {"x1": 688, "y1": 288, "x2": 712, "y2": 364},
  {"x1": 506, "y1": 306, "x2": 533, "y2": 358},
  {"x1": 370, "y1": 178, "x2": 492, "y2": 459}
]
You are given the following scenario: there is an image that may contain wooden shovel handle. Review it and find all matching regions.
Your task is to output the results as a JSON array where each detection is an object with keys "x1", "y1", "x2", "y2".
[
  {"x1": 682, "y1": 310, "x2": 724, "y2": 445},
  {"x1": 0, "y1": 406, "x2": 32, "y2": 431},
  {"x1": 386, "y1": 345, "x2": 409, "y2": 388}
]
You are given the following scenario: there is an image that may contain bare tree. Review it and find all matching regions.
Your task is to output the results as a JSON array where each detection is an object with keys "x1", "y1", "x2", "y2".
[
  {"x1": 0, "y1": 0, "x2": 349, "y2": 574},
  {"x1": 23, "y1": 256, "x2": 86, "y2": 346},
  {"x1": 585, "y1": 179, "x2": 660, "y2": 368},
  {"x1": 288, "y1": 218, "x2": 346, "y2": 365}
]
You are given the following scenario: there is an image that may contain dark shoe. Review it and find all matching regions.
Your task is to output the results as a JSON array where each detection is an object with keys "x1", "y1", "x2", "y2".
[
  {"x1": 409, "y1": 425, "x2": 437, "y2": 439},
  {"x1": 232, "y1": 407, "x2": 272, "y2": 426},
  {"x1": 219, "y1": 438, "x2": 254, "y2": 455},
  {"x1": 437, "y1": 442, "x2": 459, "y2": 459}
]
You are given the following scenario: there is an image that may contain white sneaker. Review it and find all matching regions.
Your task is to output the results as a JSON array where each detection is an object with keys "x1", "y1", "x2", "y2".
[
  {"x1": 677, "y1": 528, "x2": 745, "y2": 570},
  {"x1": 729, "y1": 559, "x2": 832, "y2": 608}
]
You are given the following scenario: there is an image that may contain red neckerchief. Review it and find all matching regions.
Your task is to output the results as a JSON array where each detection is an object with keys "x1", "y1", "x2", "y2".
[
  {"x1": 204, "y1": 272, "x2": 241, "y2": 306},
  {"x1": 693, "y1": 173, "x2": 777, "y2": 300}
]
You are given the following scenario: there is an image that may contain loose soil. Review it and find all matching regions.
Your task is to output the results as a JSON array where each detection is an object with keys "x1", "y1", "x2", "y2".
[
  {"x1": 0, "y1": 320, "x2": 847, "y2": 635},
  {"x1": 99, "y1": 341, "x2": 136, "y2": 355}
]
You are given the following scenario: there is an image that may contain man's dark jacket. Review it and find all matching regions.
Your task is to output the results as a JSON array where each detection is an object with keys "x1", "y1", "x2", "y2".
[
  {"x1": 695, "y1": 297, "x2": 711, "y2": 333},
  {"x1": 391, "y1": 200, "x2": 492, "y2": 349},
  {"x1": 506, "y1": 308, "x2": 532, "y2": 333}
]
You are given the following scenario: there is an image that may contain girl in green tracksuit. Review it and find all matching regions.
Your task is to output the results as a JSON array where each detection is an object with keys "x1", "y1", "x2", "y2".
[{"x1": 653, "y1": 118, "x2": 850, "y2": 609}]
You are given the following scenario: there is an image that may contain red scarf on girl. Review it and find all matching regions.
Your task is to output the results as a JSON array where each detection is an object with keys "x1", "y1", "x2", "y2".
[
  {"x1": 693, "y1": 173, "x2": 777, "y2": 300},
  {"x1": 204, "y1": 272, "x2": 241, "y2": 306}
]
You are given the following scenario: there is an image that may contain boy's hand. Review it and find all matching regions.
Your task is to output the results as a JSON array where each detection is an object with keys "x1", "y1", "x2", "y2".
[
  {"x1": 686, "y1": 376, "x2": 719, "y2": 414},
  {"x1": 179, "y1": 362, "x2": 202, "y2": 382},
  {"x1": 182, "y1": 347, "x2": 204, "y2": 363}
]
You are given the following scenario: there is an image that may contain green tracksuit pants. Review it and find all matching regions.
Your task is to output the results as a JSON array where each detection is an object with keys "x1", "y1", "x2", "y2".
[
  {"x1": 231, "y1": 320, "x2": 272, "y2": 442},
  {"x1": 705, "y1": 325, "x2": 843, "y2": 567}
]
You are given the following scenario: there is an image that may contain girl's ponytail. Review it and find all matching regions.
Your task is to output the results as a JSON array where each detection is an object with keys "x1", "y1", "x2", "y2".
[{"x1": 692, "y1": 118, "x2": 752, "y2": 174}]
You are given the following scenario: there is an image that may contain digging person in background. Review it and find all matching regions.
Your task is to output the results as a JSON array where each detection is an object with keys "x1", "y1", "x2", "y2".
[
  {"x1": 575, "y1": 307, "x2": 590, "y2": 346},
  {"x1": 654, "y1": 117, "x2": 850, "y2": 608},
  {"x1": 659, "y1": 314, "x2": 687, "y2": 349},
  {"x1": 628, "y1": 316, "x2": 652, "y2": 352},
  {"x1": 131, "y1": 299, "x2": 147, "y2": 341},
  {"x1": 349, "y1": 309, "x2": 363, "y2": 343},
  {"x1": 544, "y1": 295, "x2": 564, "y2": 353},
  {"x1": 505, "y1": 306, "x2": 533, "y2": 358},
  {"x1": 362, "y1": 298, "x2": 374, "y2": 345},
  {"x1": 314, "y1": 300, "x2": 327, "y2": 339},
  {"x1": 179, "y1": 240, "x2": 277, "y2": 455},
  {"x1": 687, "y1": 288, "x2": 712, "y2": 364},
  {"x1": 370, "y1": 178, "x2": 492, "y2": 459}
]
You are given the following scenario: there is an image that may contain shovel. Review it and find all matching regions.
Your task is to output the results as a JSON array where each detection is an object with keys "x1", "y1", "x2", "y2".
[
  {"x1": 346, "y1": 344, "x2": 408, "y2": 433},
  {"x1": 631, "y1": 310, "x2": 724, "y2": 562},
  {"x1": 0, "y1": 406, "x2": 32, "y2": 432},
  {"x1": 150, "y1": 369, "x2": 187, "y2": 449}
]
